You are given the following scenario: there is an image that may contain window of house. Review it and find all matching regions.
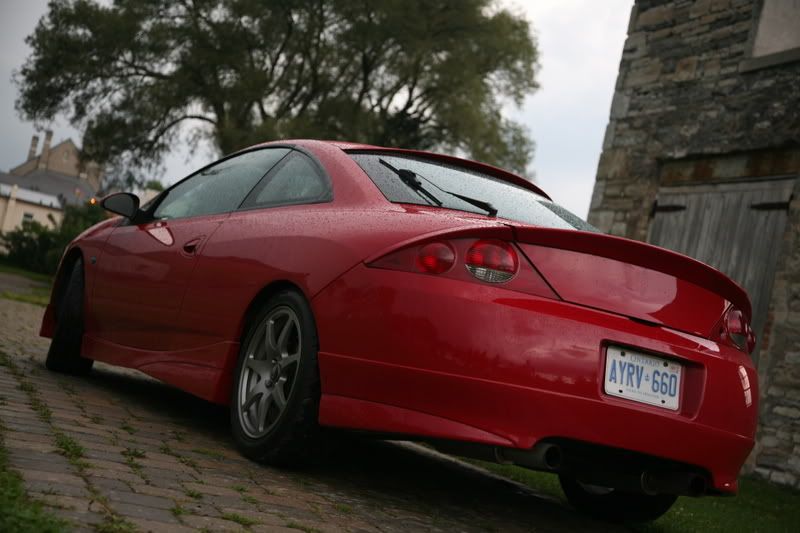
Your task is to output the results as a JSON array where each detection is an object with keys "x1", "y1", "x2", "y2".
[
  {"x1": 743, "y1": 0, "x2": 800, "y2": 70},
  {"x1": 23, "y1": 212, "x2": 34, "y2": 222}
]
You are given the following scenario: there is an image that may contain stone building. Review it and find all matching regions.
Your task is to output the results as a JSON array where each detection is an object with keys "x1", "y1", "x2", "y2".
[
  {"x1": 589, "y1": 0, "x2": 800, "y2": 486},
  {"x1": 0, "y1": 130, "x2": 103, "y2": 207}
]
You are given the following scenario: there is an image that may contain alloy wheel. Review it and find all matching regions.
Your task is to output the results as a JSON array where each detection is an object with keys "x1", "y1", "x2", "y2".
[{"x1": 237, "y1": 306, "x2": 302, "y2": 438}]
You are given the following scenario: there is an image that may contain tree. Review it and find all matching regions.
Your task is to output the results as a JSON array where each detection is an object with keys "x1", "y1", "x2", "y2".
[
  {"x1": 144, "y1": 179, "x2": 164, "y2": 192},
  {"x1": 16, "y1": 0, "x2": 539, "y2": 179}
]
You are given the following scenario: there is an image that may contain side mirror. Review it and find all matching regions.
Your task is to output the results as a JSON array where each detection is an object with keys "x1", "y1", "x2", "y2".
[{"x1": 101, "y1": 192, "x2": 140, "y2": 219}]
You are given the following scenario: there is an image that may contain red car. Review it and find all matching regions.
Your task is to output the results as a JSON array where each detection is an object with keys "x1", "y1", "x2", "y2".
[{"x1": 41, "y1": 140, "x2": 758, "y2": 522}]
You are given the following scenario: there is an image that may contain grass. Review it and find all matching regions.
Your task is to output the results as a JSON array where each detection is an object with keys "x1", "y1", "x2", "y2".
[
  {"x1": 160, "y1": 442, "x2": 201, "y2": 472},
  {"x1": 93, "y1": 513, "x2": 137, "y2": 533},
  {"x1": 54, "y1": 433, "x2": 86, "y2": 464},
  {"x1": 0, "y1": 261, "x2": 53, "y2": 308},
  {"x1": 0, "y1": 350, "x2": 132, "y2": 532},
  {"x1": 171, "y1": 504, "x2": 186, "y2": 517},
  {"x1": 222, "y1": 511, "x2": 259, "y2": 527},
  {"x1": 5, "y1": 354, "x2": 90, "y2": 473},
  {"x1": 28, "y1": 393, "x2": 53, "y2": 424},
  {"x1": 0, "y1": 261, "x2": 52, "y2": 285},
  {"x1": 119, "y1": 421, "x2": 136, "y2": 435},
  {"x1": 1, "y1": 289, "x2": 51, "y2": 307},
  {"x1": 192, "y1": 447, "x2": 225, "y2": 460},
  {"x1": 285, "y1": 521, "x2": 321, "y2": 533},
  {"x1": 122, "y1": 448, "x2": 146, "y2": 459},
  {"x1": 178, "y1": 456, "x2": 198, "y2": 470},
  {"x1": 473, "y1": 460, "x2": 800, "y2": 532},
  {"x1": 121, "y1": 448, "x2": 147, "y2": 481},
  {"x1": 471, "y1": 460, "x2": 563, "y2": 500},
  {"x1": 334, "y1": 503, "x2": 353, "y2": 514},
  {"x1": 0, "y1": 421, "x2": 68, "y2": 532},
  {"x1": 185, "y1": 488, "x2": 203, "y2": 500},
  {"x1": 123, "y1": 456, "x2": 144, "y2": 476},
  {"x1": 642, "y1": 476, "x2": 800, "y2": 532},
  {"x1": 4, "y1": 352, "x2": 89, "y2": 474}
]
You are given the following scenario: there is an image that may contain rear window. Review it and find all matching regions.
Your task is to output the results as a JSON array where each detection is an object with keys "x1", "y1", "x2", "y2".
[{"x1": 349, "y1": 152, "x2": 598, "y2": 232}]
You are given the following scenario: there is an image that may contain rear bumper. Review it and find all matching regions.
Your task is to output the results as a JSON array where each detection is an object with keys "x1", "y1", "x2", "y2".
[{"x1": 312, "y1": 264, "x2": 758, "y2": 494}]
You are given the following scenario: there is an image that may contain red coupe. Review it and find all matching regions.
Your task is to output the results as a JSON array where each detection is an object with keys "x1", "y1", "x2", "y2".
[{"x1": 41, "y1": 140, "x2": 758, "y2": 522}]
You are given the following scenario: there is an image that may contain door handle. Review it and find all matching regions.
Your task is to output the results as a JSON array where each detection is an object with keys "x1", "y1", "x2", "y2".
[{"x1": 182, "y1": 237, "x2": 203, "y2": 256}]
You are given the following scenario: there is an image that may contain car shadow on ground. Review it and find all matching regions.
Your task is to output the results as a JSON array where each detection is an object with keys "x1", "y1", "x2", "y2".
[{"x1": 72, "y1": 363, "x2": 638, "y2": 532}]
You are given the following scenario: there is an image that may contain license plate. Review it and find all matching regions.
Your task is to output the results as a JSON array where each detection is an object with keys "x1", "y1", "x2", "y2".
[{"x1": 604, "y1": 346, "x2": 682, "y2": 410}]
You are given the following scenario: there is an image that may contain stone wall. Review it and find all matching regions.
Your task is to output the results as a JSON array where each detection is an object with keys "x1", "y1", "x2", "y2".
[{"x1": 588, "y1": 0, "x2": 800, "y2": 487}]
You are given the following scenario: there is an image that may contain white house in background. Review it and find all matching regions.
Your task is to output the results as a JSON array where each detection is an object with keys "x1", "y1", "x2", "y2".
[{"x1": 0, "y1": 182, "x2": 63, "y2": 233}]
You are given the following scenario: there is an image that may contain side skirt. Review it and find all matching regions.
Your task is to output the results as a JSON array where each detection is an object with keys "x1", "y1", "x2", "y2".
[{"x1": 82, "y1": 334, "x2": 239, "y2": 404}]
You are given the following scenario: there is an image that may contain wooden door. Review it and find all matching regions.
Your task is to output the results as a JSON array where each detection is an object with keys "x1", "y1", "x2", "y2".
[{"x1": 647, "y1": 177, "x2": 796, "y2": 361}]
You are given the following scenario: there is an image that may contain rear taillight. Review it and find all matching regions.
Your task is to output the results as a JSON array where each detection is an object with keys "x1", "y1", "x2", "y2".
[
  {"x1": 465, "y1": 239, "x2": 519, "y2": 283},
  {"x1": 417, "y1": 242, "x2": 455, "y2": 274},
  {"x1": 719, "y1": 307, "x2": 756, "y2": 354},
  {"x1": 367, "y1": 237, "x2": 558, "y2": 299}
]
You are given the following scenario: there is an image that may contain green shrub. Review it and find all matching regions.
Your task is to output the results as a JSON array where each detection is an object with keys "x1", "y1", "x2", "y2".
[{"x1": 0, "y1": 204, "x2": 106, "y2": 275}]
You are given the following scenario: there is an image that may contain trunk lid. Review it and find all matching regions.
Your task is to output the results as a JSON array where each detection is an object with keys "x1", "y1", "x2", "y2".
[{"x1": 512, "y1": 226, "x2": 751, "y2": 339}]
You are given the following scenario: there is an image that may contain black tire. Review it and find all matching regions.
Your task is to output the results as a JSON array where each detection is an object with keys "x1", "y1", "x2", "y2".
[
  {"x1": 230, "y1": 289, "x2": 322, "y2": 466},
  {"x1": 559, "y1": 474, "x2": 677, "y2": 523},
  {"x1": 45, "y1": 259, "x2": 93, "y2": 375}
]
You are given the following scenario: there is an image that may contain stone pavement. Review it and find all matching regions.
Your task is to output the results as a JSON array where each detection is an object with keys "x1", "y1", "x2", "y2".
[{"x1": 0, "y1": 274, "x2": 619, "y2": 532}]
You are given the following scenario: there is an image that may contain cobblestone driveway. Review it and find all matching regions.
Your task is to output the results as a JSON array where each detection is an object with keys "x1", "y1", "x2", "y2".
[{"x1": 0, "y1": 273, "x2": 620, "y2": 532}]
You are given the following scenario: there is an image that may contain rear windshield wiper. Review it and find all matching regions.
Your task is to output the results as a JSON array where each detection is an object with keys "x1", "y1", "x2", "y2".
[
  {"x1": 379, "y1": 158, "x2": 443, "y2": 207},
  {"x1": 378, "y1": 158, "x2": 497, "y2": 217}
]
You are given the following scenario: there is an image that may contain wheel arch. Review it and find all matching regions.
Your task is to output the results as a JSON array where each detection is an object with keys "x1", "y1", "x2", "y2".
[
  {"x1": 217, "y1": 279, "x2": 320, "y2": 406},
  {"x1": 51, "y1": 246, "x2": 85, "y2": 315},
  {"x1": 235, "y1": 280, "x2": 315, "y2": 342}
]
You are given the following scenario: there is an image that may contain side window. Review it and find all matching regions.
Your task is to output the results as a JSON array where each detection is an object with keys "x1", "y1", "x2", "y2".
[
  {"x1": 242, "y1": 151, "x2": 332, "y2": 209},
  {"x1": 153, "y1": 148, "x2": 289, "y2": 219}
]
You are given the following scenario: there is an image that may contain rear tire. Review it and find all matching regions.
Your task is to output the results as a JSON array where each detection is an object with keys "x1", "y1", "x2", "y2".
[
  {"x1": 45, "y1": 259, "x2": 93, "y2": 375},
  {"x1": 559, "y1": 474, "x2": 677, "y2": 523},
  {"x1": 230, "y1": 289, "x2": 322, "y2": 466}
]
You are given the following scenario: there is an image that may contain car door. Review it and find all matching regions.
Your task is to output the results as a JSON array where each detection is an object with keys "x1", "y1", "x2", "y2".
[
  {"x1": 89, "y1": 148, "x2": 290, "y2": 352},
  {"x1": 173, "y1": 149, "x2": 334, "y2": 350}
]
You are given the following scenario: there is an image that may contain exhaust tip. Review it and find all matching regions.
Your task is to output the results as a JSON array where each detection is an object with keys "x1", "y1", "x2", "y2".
[
  {"x1": 543, "y1": 444, "x2": 562, "y2": 470},
  {"x1": 641, "y1": 472, "x2": 657, "y2": 495}
]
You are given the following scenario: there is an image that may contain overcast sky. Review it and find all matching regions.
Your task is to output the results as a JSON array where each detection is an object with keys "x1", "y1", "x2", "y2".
[{"x1": 0, "y1": 0, "x2": 632, "y2": 217}]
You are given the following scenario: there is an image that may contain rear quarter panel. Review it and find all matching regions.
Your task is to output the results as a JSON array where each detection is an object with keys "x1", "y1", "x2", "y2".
[{"x1": 175, "y1": 204, "x2": 506, "y2": 350}]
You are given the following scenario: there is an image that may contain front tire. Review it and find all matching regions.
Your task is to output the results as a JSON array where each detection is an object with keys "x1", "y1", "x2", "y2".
[
  {"x1": 559, "y1": 474, "x2": 677, "y2": 523},
  {"x1": 230, "y1": 289, "x2": 322, "y2": 465},
  {"x1": 45, "y1": 259, "x2": 93, "y2": 375}
]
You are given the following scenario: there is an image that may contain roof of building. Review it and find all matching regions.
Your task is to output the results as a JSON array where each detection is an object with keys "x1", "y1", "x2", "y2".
[
  {"x1": 0, "y1": 182, "x2": 61, "y2": 209},
  {"x1": 0, "y1": 169, "x2": 94, "y2": 207},
  {"x1": 8, "y1": 138, "x2": 78, "y2": 175}
]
